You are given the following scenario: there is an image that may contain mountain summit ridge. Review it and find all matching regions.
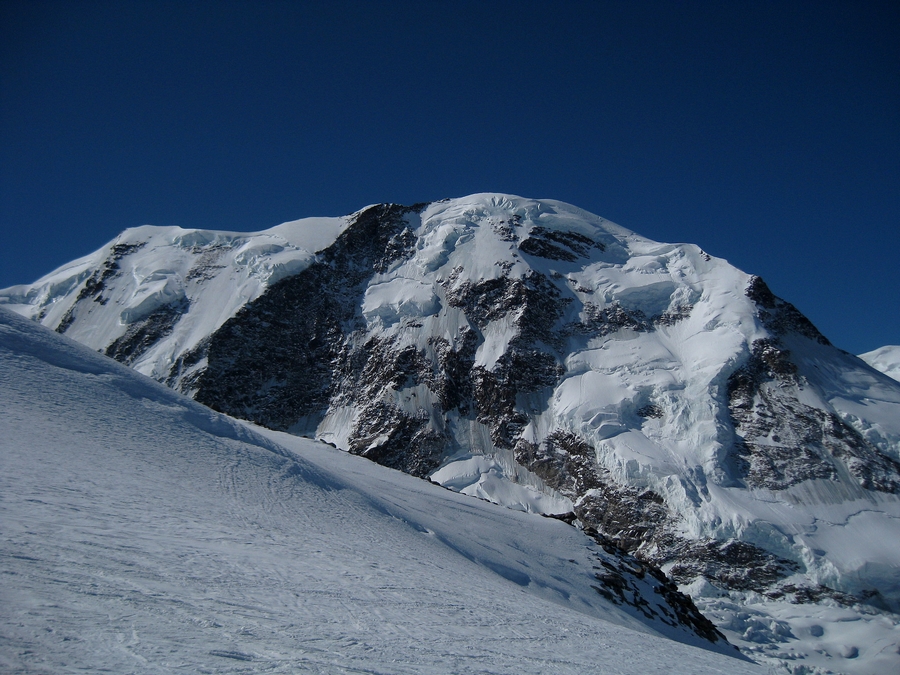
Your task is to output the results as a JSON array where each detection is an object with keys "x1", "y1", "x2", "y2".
[{"x1": 4, "y1": 193, "x2": 900, "y2": 674}]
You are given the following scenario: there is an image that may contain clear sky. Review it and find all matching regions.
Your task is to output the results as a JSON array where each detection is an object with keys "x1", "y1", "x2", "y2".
[{"x1": 1, "y1": 0, "x2": 897, "y2": 355}]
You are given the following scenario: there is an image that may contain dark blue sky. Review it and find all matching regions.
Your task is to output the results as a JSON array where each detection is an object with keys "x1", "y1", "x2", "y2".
[{"x1": 2, "y1": 0, "x2": 898, "y2": 354}]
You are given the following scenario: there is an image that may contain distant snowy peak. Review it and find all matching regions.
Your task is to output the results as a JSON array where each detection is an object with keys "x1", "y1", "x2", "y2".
[{"x1": 860, "y1": 345, "x2": 900, "y2": 382}]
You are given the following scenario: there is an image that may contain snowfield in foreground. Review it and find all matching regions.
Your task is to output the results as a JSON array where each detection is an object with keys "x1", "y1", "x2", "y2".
[{"x1": 0, "y1": 307, "x2": 760, "y2": 674}]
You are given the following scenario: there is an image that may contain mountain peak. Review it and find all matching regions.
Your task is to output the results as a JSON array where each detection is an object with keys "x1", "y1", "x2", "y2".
[{"x1": 3, "y1": 196, "x2": 900, "y2": 674}]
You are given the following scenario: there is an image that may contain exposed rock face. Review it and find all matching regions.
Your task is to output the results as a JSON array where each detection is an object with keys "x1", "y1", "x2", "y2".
[
  {"x1": 5, "y1": 194, "x2": 900, "y2": 630},
  {"x1": 745, "y1": 276, "x2": 829, "y2": 345},
  {"x1": 518, "y1": 224, "x2": 604, "y2": 261},
  {"x1": 514, "y1": 431, "x2": 800, "y2": 595},
  {"x1": 516, "y1": 431, "x2": 670, "y2": 553},
  {"x1": 195, "y1": 203, "x2": 424, "y2": 432},
  {"x1": 582, "y1": 526, "x2": 727, "y2": 645},
  {"x1": 105, "y1": 297, "x2": 189, "y2": 365},
  {"x1": 56, "y1": 242, "x2": 147, "y2": 334},
  {"x1": 728, "y1": 289, "x2": 900, "y2": 494}
]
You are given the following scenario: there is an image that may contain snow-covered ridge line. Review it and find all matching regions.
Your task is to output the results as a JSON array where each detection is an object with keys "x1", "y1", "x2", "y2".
[
  {"x1": 3, "y1": 193, "x2": 900, "y2": 674},
  {"x1": 0, "y1": 214, "x2": 348, "y2": 384}
]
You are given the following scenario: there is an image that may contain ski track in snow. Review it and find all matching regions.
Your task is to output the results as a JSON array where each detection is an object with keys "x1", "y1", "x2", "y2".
[{"x1": 0, "y1": 308, "x2": 762, "y2": 674}]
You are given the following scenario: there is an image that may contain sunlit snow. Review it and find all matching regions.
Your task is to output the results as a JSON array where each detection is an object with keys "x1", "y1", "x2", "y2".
[{"x1": 860, "y1": 345, "x2": 900, "y2": 383}]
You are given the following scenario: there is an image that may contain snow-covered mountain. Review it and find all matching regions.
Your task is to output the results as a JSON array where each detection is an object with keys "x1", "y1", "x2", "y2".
[
  {"x1": 860, "y1": 345, "x2": 900, "y2": 383},
  {"x1": 3, "y1": 193, "x2": 900, "y2": 674},
  {"x1": 0, "y1": 305, "x2": 756, "y2": 673}
]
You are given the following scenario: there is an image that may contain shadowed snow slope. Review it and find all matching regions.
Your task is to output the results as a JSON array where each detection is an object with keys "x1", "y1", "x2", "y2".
[{"x1": 0, "y1": 307, "x2": 757, "y2": 674}]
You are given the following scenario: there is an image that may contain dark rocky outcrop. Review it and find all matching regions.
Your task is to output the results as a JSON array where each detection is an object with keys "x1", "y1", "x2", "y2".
[
  {"x1": 347, "y1": 401, "x2": 446, "y2": 477},
  {"x1": 105, "y1": 298, "x2": 189, "y2": 365},
  {"x1": 516, "y1": 431, "x2": 669, "y2": 551},
  {"x1": 56, "y1": 242, "x2": 147, "y2": 334},
  {"x1": 663, "y1": 537, "x2": 800, "y2": 591},
  {"x1": 582, "y1": 527, "x2": 728, "y2": 645},
  {"x1": 517, "y1": 431, "x2": 799, "y2": 593},
  {"x1": 192, "y1": 203, "x2": 424, "y2": 431},
  {"x1": 519, "y1": 226, "x2": 604, "y2": 261},
  {"x1": 185, "y1": 242, "x2": 232, "y2": 282},
  {"x1": 746, "y1": 276, "x2": 829, "y2": 345},
  {"x1": 727, "y1": 282, "x2": 900, "y2": 493},
  {"x1": 572, "y1": 301, "x2": 650, "y2": 336}
]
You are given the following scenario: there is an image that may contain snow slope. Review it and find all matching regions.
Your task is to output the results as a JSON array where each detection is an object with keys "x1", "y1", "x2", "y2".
[
  {"x1": 860, "y1": 345, "x2": 900, "y2": 383},
  {"x1": 0, "y1": 306, "x2": 758, "y2": 674}
]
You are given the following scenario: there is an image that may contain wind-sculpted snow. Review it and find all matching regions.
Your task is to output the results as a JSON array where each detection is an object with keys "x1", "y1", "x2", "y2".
[
  {"x1": 3, "y1": 194, "x2": 900, "y2": 674},
  {"x1": 0, "y1": 306, "x2": 761, "y2": 674},
  {"x1": 860, "y1": 345, "x2": 900, "y2": 383}
]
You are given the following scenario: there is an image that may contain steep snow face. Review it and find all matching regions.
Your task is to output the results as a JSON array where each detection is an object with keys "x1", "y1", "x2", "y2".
[
  {"x1": 4, "y1": 194, "x2": 900, "y2": 674},
  {"x1": 0, "y1": 306, "x2": 755, "y2": 673},
  {"x1": 860, "y1": 345, "x2": 900, "y2": 383},
  {"x1": 0, "y1": 216, "x2": 348, "y2": 387}
]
